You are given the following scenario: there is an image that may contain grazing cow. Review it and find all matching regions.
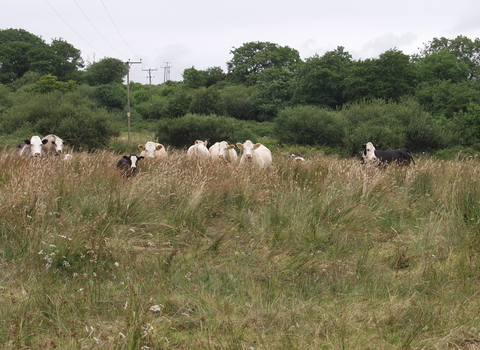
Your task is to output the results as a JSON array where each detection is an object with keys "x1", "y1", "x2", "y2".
[
  {"x1": 187, "y1": 140, "x2": 210, "y2": 159},
  {"x1": 138, "y1": 141, "x2": 168, "y2": 159},
  {"x1": 209, "y1": 141, "x2": 237, "y2": 163},
  {"x1": 117, "y1": 154, "x2": 144, "y2": 177},
  {"x1": 42, "y1": 134, "x2": 64, "y2": 156},
  {"x1": 236, "y1": 140, "x2": 272, "y2": 168},
  {"x1": 17, "y1": 136, "x2": 48, "y2": 159},
  {"x1": 361, "y1": 142, "x2": 415, "y2": 166},
  {"x1": 290, "y1": 153, "x2": 305, "y2": 161}
]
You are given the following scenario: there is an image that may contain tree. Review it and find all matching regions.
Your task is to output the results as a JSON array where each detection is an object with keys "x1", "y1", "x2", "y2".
[
  {"x1": 344, "y1": 49, "x2": 415, "y2": 102},
  {"x1": 227, "y1": 41, "x2": 301, "y2": 85},
  {"x1": 182, "y1": 66, "x2": 226, "y2": 89},
  {"x1": 252, "y1": 67, "x2": 295, "y2": 121},
  {"x1": 294, "y1": 47, "x2": 353, "y2": 108},
  {"x1": 0, "y1": 29, "x2": 83, "y2": 84},
  {"x1": 85, "y1": 57, "x2": 128, "y2": 86},
  {"x1": 419, "y1": 35, "x2": 480, "y2": 80},
  {"x1": 30, "y1": 74, "x2": 77, "y2": 94}
]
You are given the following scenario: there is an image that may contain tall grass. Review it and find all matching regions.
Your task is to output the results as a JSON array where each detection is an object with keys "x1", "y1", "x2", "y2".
[{"x1": 1, "y1": 149, "x2": 480, "y2": 349}]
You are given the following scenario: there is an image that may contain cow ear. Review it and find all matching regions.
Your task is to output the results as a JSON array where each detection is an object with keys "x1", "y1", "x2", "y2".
[
  {"x1": 204, "y1": 140, "x2": 208, "y2": 147},
  {"x1": 156, "y1": 144, "x2": 163, "y2": 150},
  {"x1": 123, "y1": 155, "x2": 129, "y2": 160},
  {"x1": 139, "y1": 156, "x2": 144, "y2": 160},
  {"x1": 254, "y1": 143, "x2": 261, "y2": 149},
  {"x1": 228, "y1": 145, "x2": 235, "y2": 149},
  {"x1": 25, "y1": 140, "x2": 31, "y2": 144},
  {"x1": 236, "y1": 143, "x2": 243, "y2": 150},
  {"x1": 138, "y1": 145, "x2": 145, "y2": 150}
]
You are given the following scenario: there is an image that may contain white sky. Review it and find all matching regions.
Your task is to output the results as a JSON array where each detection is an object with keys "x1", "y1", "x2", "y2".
[{"x1": 2, "y1": 0, "x2": 480, "y2": 83}]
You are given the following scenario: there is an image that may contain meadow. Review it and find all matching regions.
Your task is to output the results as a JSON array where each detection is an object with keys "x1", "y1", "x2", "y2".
[{"x1": 1, "y1": 145, "x2": 480, "y2": 349}]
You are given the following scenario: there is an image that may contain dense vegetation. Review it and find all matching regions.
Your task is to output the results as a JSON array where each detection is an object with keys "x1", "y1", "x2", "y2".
[{"x1": 1, "y1": 28, "x2": 480, "y2": 155}]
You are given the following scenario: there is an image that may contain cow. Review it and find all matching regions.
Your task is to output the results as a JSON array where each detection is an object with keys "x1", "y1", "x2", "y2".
[
  {"x1": 236, "y1": 140, "x2": 272, "y2": 168},
  {"x1": 290, "y1": 153, "x2": 305, "y2": 161},
  {"x1": 209, "y1": 141, "x2": 237, "y2": 163},
  {"x1": 361, "y1": 142, "x2": 415, "y2": 166},
  {"x1": 117, "y1": 154, "x2": 144, "y2": 177},
  {"x1": 187, "y1": 140, "x2": 210, "y2": 159},
  {"x1": 42, "y1": 134, "x2": 64, "y2": 156},
  {"x1": 138, "y1": 141, "x2": 168, "y2": 159},
  {"x1": 17, "y1": 136, "x2": 48, "y2": 159}
]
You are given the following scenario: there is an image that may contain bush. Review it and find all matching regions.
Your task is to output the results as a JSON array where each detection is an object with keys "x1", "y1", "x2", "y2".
[
  {"x1": 220, "y1": 85, "x2": 258, "y2": 120},
  {"x1": 155, "y1": 113, "x2": 255, "y2": 148},
  {"x1": 92, "y1": 84, "x2": 126, "y2": 111},
  {"x1": 274, "y1": 105, "x2": 348, "y2": 147}
]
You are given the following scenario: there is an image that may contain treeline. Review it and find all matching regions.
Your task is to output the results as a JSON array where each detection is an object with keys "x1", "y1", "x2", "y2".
[{"x1": 0, "y1": 28, "x2": 479, "y2": 154}]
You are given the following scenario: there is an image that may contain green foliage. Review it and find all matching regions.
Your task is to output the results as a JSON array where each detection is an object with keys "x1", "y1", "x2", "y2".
[
  {"x1": 0, "y1": 29, "x2": 83, "y2": 84},
  {"x1": 252, "y1": 67, "x2": 296, "y2": 121},
  {"x1": 344, "y1": 49, "x2": 415, "y2": 102},
  {"x1": 227, "y1": 41, "x2": 302, "y2": 85},
  {"x1": 220, "y1": 85, "x2": 258, "y2": 120},
  {"x1": 0, "y1": 91, "x2": 119, "y2": 150},
  {"x1": 155, "y1": 113, "x2": 255, "y2": 147},
  {"x1": 160, "y1": 92, "x2": 192, "y2": 119},
  {"x1": 85, "y1": 57, "x2": 128, "y2": 86},
  {"x1": 92, "y1": 84, "x2": 127, "y2": 111},
  {"x1": 294, "y1": 46, "x2": 353, "y2": 108},
  {"x1": 29, "y1": 74, "x2": 77, "y2": 94},
  {"x1": 274, "y1": 105, "x2": 348, "y2": 146},
  {"x1": 189, "y1": 87, "x2": 224, "y2": 116}
]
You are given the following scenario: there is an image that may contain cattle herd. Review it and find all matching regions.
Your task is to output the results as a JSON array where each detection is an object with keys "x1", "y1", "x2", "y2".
[{"x1": 15, "y1": 135, "x2": 416, "y2": 177}]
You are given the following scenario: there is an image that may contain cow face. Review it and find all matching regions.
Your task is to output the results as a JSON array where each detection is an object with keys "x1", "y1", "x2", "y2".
[
  {"x1": 362, "y1": 142, "x2": 377, "y2": 163},
  {"x1": 51, "y1": 138, "x2": 64, "y2": 155},
  {"x1": 236, "y1": 140, "x2": 261, "y2": 162},
  {"x1": 25, "y1": 136, "x2": 48, "y2": 157},
  {"x1": 117, "y1": 154, "x2": 144, "y2": 177},
  {"x1": 138, "y1": 142, "x2": 163, "y2": 158}
]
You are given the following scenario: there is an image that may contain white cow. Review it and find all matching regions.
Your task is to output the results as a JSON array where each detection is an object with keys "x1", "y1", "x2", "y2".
[
  {"x1": 17, "y1": 136, "x2": 48, "y2": 159},
  {"x1": 187, "y1": 140, "x2": 210, "y2": 159},
  {"x1": 138, "y1": 141, "x2": 168, "y2": 159},
  {"x1": 290, "y1": 153, "x2": 305, "y2": 161},
  {"x1": 209, "y1": 141, "x2": 237, "y2": 163},
  {"x1": 236, "y1": 140, "x2": 272, "y2": 168},
  {"x1": 42, "y1": 134, "x2": 64, "y2": 156}
]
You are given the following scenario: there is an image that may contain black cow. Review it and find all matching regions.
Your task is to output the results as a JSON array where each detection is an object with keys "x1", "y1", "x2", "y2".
[
  {"x1": 117, "y1": 154, "x2": 144, "y2": 177},
  {"x1": 362, "y1": 142, "x2": 415, "y2": 166}
]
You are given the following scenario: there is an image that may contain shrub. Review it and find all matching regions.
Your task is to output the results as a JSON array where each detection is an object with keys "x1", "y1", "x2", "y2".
[
  {"x1": 155, "y1": 113, "x2": 255, "y2": 148},
  {"x1": 274, "y1": 105, "x2": 348, "y2": 146}
]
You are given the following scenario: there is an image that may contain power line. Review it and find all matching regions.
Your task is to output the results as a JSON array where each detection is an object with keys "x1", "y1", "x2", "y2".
[
  {"x1": 72, "y1": 0, "x2": 129, "y2": 60},
  {"x1": 100, "y1": 0, "x2": 141, "y2": 60},
  {"x1": 44, "y1": 0, "x2": 107, "y2": 57}
]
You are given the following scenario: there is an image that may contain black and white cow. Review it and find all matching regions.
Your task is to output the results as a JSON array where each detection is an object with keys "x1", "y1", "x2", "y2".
[
  {"x1": 17, "y1": 136, "x2": 48, "y2": 159},
  {"x1": 117, "y1": 154, "x2": 144, "y2": 177},
  {"x1": 362, "y1": 142, "x2": 415, "y2": 166}
]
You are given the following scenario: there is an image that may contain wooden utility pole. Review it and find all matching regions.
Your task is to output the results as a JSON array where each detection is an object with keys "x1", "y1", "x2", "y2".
[
  {"x1": 124, "y1": 59, "x2": 142, "y2": 143},
  {"x1": 142, "y1": 67, "x2": 157, "y2": 105}
]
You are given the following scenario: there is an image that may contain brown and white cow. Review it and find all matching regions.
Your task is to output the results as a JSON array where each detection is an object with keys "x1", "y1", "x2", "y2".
[
  {"x1": 209, "y1": 141, "x2": 237, "y2": 163},
  {"x1": 236, "y1": 140, "x2": 272, "y2": 168},
  {"x1": 42, "y1": 134, "x2": 64, "y2": 156},
  {"x1": 17, "y1": 136, "x2": 48, "y2": 159},
  {"x1": 138, "y1": 141, "x2": 168, "y2": 159}
]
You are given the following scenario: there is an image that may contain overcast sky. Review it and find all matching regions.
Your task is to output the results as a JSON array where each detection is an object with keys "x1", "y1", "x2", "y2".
[{"x1": 2, "y1": 0, "x2": 480, "y2": 83}]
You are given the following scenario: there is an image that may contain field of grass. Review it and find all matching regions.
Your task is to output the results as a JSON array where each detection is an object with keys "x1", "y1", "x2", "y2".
[{"x1": 1, "y1": 147, "x2": 480, "y2": 349}]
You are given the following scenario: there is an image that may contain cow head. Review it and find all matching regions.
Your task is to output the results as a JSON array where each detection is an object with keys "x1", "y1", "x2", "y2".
[
  {"x1": 361, "y1": 142, "x2": 377, "y2": 164},
  {"x1": 236, "y1": 140, "x2": 261, "y2": 162},
  {"x1": 138, "y1": 142, "x2": 164, "y2": 158},
  {"x1": 25, "y1": 136, "x2": 48, "y2": 157}
]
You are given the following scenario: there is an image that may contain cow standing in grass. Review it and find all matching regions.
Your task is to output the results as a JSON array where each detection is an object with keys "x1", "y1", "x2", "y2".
[
  {"x1": 117, "y1": 154, "x2": 144, "y2": 177},
  {"x1": 362, "y1": 142, "x2": 415, "y2": 166},
  {"x1": 209, "y1": 141, "x2": 237, "y2": 163},
  {"x1": 236, "y1": 140, "x2": 272, "y2": 168},
  {"x1": 187, "y1": 140, "x2": 210, "y2": 159},
  {"x1": 17, "y1": 136, "x2": 48, "y2": 159}
]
